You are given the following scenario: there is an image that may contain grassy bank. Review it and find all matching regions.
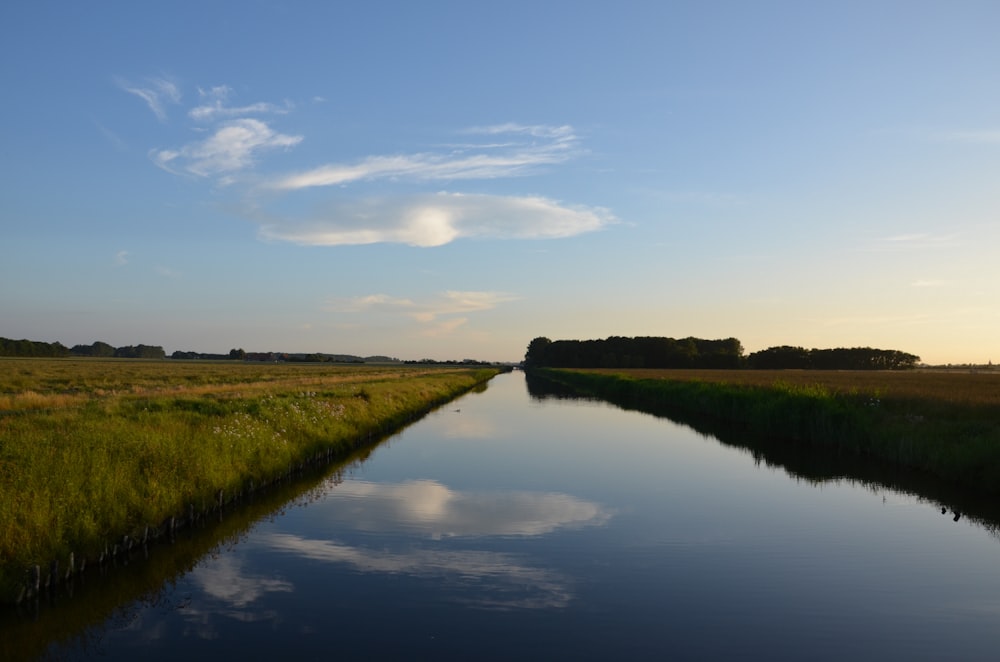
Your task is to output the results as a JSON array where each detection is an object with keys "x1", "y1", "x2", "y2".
[
  {"x1": 0, "y1": 358, "x2": 500, "y2": 602},
  {"x1": 534, "y1": 368, "x2": 1000, "y2": 495}
]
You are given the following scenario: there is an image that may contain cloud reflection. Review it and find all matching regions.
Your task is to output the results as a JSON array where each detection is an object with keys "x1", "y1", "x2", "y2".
[
  {"x1": 192, "y1": 555, "x2": 294, "y2": 608},
  {"x1": 253, "y1": 480, "x2": 611, "y2": 609},
  {"x1": 261, "y1": 533, "x2": 574, "y2": 609},
  {"x1": 316, "y1": 479, "x2": 611, "y2": 538}
]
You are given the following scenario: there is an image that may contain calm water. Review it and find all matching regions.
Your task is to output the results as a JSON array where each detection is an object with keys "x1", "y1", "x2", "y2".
[{"x1": 13, "y1": 371, "x2": 1000, "y2": 660}]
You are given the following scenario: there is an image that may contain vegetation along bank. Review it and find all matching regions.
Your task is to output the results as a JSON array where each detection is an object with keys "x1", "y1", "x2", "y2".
[
  {"x1": 533, "y1": 367, "x2": 1000, "y2": 496},
  {"x1": 0, "y1": 358, "x2": 501, "y2": 604}
]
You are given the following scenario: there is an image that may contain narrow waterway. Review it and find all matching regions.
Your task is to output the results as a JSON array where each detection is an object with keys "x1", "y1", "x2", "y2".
[{"x1": 12, "y1": 371, "x2": 1000, "y2": 660}]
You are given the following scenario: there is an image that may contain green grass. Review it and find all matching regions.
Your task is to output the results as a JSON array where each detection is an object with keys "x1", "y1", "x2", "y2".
[
  {"x1": 0, "y1": 358, "x2": 500, "y2": 602},
  {"x1": 535, "y1": 367, "x2": 1000, "y2": 495}
]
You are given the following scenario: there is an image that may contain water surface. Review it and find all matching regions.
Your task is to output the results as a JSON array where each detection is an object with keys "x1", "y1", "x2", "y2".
[{"x1": 19, "y1": 372, "x2": 1000, "y2": 659}]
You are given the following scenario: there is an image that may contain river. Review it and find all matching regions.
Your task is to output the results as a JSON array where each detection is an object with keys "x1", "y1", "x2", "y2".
[{"x1": 8, "y1": 370, "x2": 1000, "y2": 660}]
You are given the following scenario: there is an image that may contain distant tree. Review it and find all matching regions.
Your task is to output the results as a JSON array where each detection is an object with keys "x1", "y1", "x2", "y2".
[
  {"x1": 114, "y1": 344, "x2": 165, "y2": 359},
  {"x1": 746, "y1": 346, "x2": 811, "y2": 369},
  {"x1": 229, "y1": 348, "x2": 247, "y2": 360},
  {"x1": 70, "y1": 341, "x2": 115, "y2": 357},
  {"x1": 523, "y1": 335, "x2": 745, "y2": 369},
  {"x1": 746, "y1": 345, "x2": 919, "y2": 370},
  {"x1": 0, "y1": 337, "x2": 69, "y2": 357},
  {"x1": 524, "y1": 337, "x2": 553, "y2": 367}
]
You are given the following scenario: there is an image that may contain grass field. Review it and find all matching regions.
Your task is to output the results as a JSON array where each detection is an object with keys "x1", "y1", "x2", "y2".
[
  {"x1": 538, "y1": 367, "x2": 1000, "y2": 496},
  {"x1": 0, "y1": 358, "x2": 500, "y2": 602},
  {"x1": 571, "y1": 368, "x2": 1000, "y2": 409}
]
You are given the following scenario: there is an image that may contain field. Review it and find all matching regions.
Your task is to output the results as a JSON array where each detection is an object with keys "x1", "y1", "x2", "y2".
[
  {"x1": 0, "y1": 358, "x2": 499, "y2": 602},
  {"x1": 539, "y1": 367, "x2": 1000, "y2": 496},
  {"x1": 572, "y1": 368, "x2": 1000, "y2": 409}
]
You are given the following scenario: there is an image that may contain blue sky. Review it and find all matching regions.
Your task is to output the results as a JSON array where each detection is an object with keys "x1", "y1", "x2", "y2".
[{"x1": 2, "y1": 1, "x2": 998, "y2": 363}]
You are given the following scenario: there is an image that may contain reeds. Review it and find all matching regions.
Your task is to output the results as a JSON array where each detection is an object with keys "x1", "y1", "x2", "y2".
[
  {"x1": 537, "y1": 368, "x2": 1000, "y2": 495},
  {"x1": 0, "y1": 358, "x2": 499, "y2": 601}
]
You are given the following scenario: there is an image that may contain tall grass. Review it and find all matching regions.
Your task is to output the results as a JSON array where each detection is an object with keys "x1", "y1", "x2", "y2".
[
  {"x1": 0, "y1": 359, "x2": 499, "y2": 602},
  {"x1": 536, "y1": 368, "x2": 1000, "y2": 495}
]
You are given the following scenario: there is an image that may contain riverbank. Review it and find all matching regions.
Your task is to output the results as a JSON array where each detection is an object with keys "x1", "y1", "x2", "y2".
[
  {"x1": 532, "y1": 368, "x2": 1000, "y2": 496},
  {"x1": 0, "y1": 359, "x2": 501, "y2": 603}
]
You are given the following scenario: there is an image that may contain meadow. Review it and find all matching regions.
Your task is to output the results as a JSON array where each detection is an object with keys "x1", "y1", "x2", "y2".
[
  {"x1": 0, "y1": 358, "x2": 499, "y2": 603},
  {"x1": 537, "y1": 367, "x2": 1000, "y2": 495}
]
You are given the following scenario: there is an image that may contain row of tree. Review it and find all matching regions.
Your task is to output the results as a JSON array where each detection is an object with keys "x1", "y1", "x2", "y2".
[
  {"x1": 524, "y1": 336, "x2": 920, "y2": 371},
  {"x1": 0, "y1": 337, "x2": 70, "y2": 357},
  {"x1": 524, "y1": 336, "x2": 745, "y2": 369},
  {"x1": 0, "y1": 338, "x2": 169, "y2": 359},
  {"x1": 0, "y1": 337, "x2": 407, "y2": 363},
  {"x1": 744, "y1": 345, "x2": 920, "y2": 370},
  {"x1": 71, "y1": 342, "x2": 166, "y2": 359}
]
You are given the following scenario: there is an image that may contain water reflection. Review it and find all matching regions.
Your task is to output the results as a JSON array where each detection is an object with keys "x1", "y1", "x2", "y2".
[
  {"x1": 260, "y1": 533, "x2": 574, "y2": 609},
  {"x1": 191, "y1": 555, "x2": 293, "y2": 610},
  {"x1": 525, "y1": 370, "x2": 1000, "y2": 537},
  {"x1": 310, "y1": 479, "x2": 611, "y2": 538},
  {"x1": 16, "y1": 371, "x2": 1000, "y2": 660},
  {"x1": 250, "y1": 478, "x2": 612, "y2": 610}
]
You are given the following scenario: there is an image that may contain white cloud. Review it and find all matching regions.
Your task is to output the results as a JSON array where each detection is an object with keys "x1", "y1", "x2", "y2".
[
  {"x1": 152, "y1": 118, "x2": 302, "y2": 178},
  {"x1": 113, "y1": 250, "x2": 129, "y2": 266},
  {"x1": 258, "y1": 192, "x2": 615, "y2": 247},
  {"x1": 117, "y1": 76, "x2": 181, "y2": 121},
  {"x1": 267, "y1": 123, "x2": 580, "y2": 190},
  {"x1": 189, "y1": 85, "x2": 291, "y2": 121},
  {"x1": 120, "y1": 86, "x2": 616, "y2": 249},
  {"x1": 327, "y1": 291, "x2": 517, "y2": 333}
]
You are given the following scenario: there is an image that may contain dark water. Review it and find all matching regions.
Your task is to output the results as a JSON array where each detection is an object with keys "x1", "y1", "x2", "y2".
[{"x1": 8, "y1": 371, "x2": 1000, "y2": 660}]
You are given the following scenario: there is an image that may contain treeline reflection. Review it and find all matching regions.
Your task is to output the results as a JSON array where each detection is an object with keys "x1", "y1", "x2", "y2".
[{"x1": 524, "y1": 371, "x2": 1000, "y2": 540}]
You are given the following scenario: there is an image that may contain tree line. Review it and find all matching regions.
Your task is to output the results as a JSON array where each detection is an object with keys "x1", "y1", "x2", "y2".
[
  {"x1": 525, "y1": 336, "x2": 745, "y2": 369},
  {"x1": 744, "y1": 345, "x2": 920, "y2": 370},
  {"x1": 524, "y1": 336, "x2": 920, "y2": 371},
  {"x1": 0, "y1": 337, "x2": 168, "y2": 359}
]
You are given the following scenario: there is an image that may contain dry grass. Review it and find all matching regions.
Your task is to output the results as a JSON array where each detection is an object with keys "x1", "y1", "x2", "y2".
[
  {"x1": 572, "y1": 368, "x2": 1000, "y2": 408},
  {"x1": 0, "y1": 358, "x2": 499, "y2": 602}
]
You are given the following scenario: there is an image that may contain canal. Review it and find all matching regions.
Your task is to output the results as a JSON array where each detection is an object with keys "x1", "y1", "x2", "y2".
[{"x1": 8, "y1": 370, "x2": 1000, "y2": 660}]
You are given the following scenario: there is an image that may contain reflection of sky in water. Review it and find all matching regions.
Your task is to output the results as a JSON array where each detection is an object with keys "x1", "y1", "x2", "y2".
[
  {"x1": 309, "y1": 479, "x2": 612, "y2": 538},
  {"x1": 243, "y1": 479, "x2": 613, "y2": 610},
  {"x1": 259, "y1": 533, "x2": 574, "y2": 609},
  {"x1": 42, "y1": 372, "x2": 1000, "y2": 660}
]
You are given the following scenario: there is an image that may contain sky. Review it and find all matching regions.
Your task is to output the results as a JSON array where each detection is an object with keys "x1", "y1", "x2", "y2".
[{"x1": 1, "y1": 1, "x2": 998, "y2": 364}]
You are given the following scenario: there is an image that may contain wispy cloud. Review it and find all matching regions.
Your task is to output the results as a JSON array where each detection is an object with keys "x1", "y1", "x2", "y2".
[
  {"x1": 94, "y1": 120, "x2": 128, "y2": 151},
  {"x1": 121, "y1": 81, "x2": 615, "y2": 248},
  {"x1": 258, "y1": 192, "x2": 614, "y2": 247},
  {"x1": 113, "y1": 250, "x2": 129, "y2": 266},
  {"x1": 267, "y1": 123, "x2": 580, "y2": 191},
  {"x1": 189, "y1": 85, "x2": 291, "y2": 122},
  {"x1": 116, "y1": 76, "x2": 181, "y2": 121},
  {"x1": 152, "y1": 118, "x2": 302, "y2": 179},
  {"x1": 862, "y1": 232, "x2": 960, "y2": 253},
  {"x1": 933, "y1": 129, "x2": 1000, "y2": 145},
  {"x1": 156, "y1": 265, "x2": 180, "y2": 278},
  {"x1": 328, "y1": 290, "x2": 517, "y2": 327}
]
